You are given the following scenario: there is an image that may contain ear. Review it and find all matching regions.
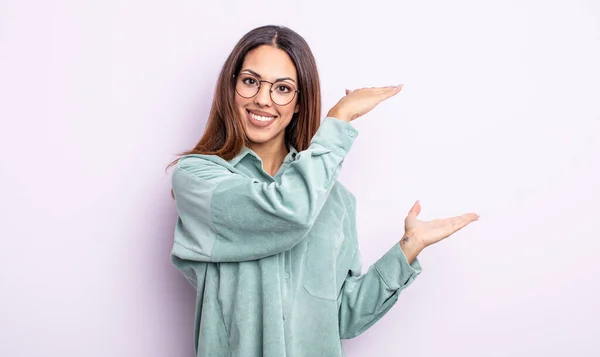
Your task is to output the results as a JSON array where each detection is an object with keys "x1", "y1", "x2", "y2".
[{"x1": 294, "y1": 103, "x2": 300, "y2": 113}]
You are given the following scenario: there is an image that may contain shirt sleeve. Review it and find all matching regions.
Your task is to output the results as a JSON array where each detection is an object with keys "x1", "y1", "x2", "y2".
[
  {"x1": 171, "y1": 117, "x2": 358, "y2": 263},
  {"x1": 338, "y1": 242, "x2": 422, "y2": 339}
]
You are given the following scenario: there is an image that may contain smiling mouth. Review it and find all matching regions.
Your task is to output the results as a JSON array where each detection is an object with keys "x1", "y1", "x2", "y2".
[{"x1": 247, "y1": 109, "x2": 277, "y2": 122}]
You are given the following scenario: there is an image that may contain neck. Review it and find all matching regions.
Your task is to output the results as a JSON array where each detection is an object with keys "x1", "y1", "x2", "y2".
[{"x1": 248, "y1": 139, "x2": 289, "y2": 177}]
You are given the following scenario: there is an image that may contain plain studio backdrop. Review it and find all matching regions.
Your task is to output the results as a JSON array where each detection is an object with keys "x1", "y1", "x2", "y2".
[{"x1": 1, "y1": 0, "x2": 599, "y2": 356}]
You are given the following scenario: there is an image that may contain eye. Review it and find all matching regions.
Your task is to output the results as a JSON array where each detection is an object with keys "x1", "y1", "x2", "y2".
[
  {"x1": 241, "y1": 76, "x2": 258, "y2": 86},
  {"x1": 275, "y1": 83, "x2": 292, "y2": 93}
]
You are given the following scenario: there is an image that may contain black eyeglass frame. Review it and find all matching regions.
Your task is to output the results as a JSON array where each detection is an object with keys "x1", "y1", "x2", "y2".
[{"x1": 232, "y1": 74, "x2": 300, "y2": 106}]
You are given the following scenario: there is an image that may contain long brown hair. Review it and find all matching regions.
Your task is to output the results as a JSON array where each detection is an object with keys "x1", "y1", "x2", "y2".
[{"x1": 166, "y1": 25, "x2": 322, "y2": 171}]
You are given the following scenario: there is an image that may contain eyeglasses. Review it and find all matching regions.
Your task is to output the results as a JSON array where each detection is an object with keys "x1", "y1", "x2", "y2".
[{"x1": 233, "y1": 73, "x2": 300, "y2": 106}]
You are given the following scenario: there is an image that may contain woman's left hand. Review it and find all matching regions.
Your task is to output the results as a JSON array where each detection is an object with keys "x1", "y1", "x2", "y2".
[{"x1": 403, "y1": 200, "x2": 479, "y2": 250}]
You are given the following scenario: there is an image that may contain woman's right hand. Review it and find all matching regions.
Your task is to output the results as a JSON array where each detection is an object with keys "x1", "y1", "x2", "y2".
[{"x1": 326, "y1": 85, "x2": 404, "y2": 123}]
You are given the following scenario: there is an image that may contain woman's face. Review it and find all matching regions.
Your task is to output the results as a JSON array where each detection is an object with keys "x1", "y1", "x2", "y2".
[{"x1": 235, "y1": 45, "x2": 299, "y2": 150}]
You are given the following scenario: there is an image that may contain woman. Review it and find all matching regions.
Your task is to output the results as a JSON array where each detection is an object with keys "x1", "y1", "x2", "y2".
[{"x1": 168, "y1": 25, "x2": 478, "y2": 356}]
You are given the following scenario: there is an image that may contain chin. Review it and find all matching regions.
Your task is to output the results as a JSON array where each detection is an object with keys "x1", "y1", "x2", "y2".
[{"x1": 246, "y1": 132, "x2": 277, "y2": 145}]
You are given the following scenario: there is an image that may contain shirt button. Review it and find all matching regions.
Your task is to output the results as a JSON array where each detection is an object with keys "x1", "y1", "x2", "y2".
[
  {"x1": 346, "y1": 130, "x2": 355, "y2": 137},
  {"x1": 284, "y1": 272, "x2": 290, "y2": 279}
]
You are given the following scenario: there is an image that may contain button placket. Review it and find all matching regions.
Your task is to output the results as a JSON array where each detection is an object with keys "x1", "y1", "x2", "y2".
[{"x1": 282, "y1": 250, "x2": 292, "y2": 321}]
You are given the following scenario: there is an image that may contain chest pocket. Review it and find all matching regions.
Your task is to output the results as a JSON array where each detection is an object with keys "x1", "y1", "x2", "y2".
[{"x1": 303, "y1": 222, "x2": 339, "y2": 300}]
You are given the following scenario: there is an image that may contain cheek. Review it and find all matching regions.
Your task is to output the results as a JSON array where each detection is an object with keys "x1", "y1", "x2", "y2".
[
  {"x1": 281, "y1": 111, "x2": 295, "y2": 128},
  {"x1": 281, "y1": 102, "x2": 297, "y2": 118},
  {"x1": 234, "y1": 95, "x2": 246, "y2": 111}
]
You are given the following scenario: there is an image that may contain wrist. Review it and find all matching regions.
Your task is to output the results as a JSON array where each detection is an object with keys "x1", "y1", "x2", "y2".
[
  {"x1": 327, "y1": 108, "x2": 350, "y2": 123},
  {"x1": 399, "y1": 232, "x2": 424, "y2": 264}
]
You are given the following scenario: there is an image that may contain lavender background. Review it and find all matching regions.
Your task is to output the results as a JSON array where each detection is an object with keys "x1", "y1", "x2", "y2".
[{"x1": 1, "y1": 0, "x2": 599, "y2": 356}]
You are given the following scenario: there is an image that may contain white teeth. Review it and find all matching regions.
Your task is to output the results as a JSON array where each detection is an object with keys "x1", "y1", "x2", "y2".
[{"x1": 249, "y1": 112, "x2": 275, "y2": 122}]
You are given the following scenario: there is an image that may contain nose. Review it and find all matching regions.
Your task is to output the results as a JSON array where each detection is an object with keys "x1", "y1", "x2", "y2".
[{"x1": 254, "y1": 83, "x2": 272, "y2": 107}]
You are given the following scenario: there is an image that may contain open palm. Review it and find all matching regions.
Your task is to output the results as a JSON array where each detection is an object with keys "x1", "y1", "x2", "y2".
[{"x1": 404, "y1": 200, "x2": 479, "y2": 248}]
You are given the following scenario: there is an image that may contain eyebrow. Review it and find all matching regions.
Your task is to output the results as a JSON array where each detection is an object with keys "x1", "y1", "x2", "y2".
[{"x1": 240, "y1": 69, "x2": 296, "y2": 83}]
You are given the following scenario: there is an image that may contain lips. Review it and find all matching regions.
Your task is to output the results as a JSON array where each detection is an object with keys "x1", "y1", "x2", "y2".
[
  {"x1": 246, "y1": 109, "x2": 277, "y2": 128},
  {"x1": 247, "y1": 109, "x2": 277, "y2": 117}
]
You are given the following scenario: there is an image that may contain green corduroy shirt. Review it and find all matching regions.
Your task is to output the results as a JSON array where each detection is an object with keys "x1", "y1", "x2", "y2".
[{"x1": 171, "y1": 116, "x2": 422, "y2": 357}]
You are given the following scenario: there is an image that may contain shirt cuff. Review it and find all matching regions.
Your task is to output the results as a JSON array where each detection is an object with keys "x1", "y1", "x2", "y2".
[
  {"x1": 374, "y1": 242, "x2": 422, "y2": 291},
  {"x1": 310, "y1": 117, "x2": 358, "y2": 154}
]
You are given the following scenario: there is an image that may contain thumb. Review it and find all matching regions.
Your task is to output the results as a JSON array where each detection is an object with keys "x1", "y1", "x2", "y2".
[{"x1": 407, "y1": 200, "x2": 421, "y2": 218}]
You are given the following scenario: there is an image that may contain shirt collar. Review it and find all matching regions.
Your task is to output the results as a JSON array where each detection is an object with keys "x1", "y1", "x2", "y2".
[{"x1": 229, "y1": 144, "x2": 298, "y2": 168}]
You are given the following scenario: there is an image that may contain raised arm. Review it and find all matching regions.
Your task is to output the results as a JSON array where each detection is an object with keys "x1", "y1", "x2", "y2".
[{"x1": 172, "y1": 117, "x2": 357, "y2": 262}]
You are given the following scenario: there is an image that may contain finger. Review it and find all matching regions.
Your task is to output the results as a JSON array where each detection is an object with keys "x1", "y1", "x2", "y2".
[
  {"x1": 372, "y1": 86, "x2": 399, "y2": 94},
  {"x1": 386, "y1": 84, "x2": 404, "y2": 95},
  {"x1": 448, "y1": 214, "x2": 479, "y2": 232},
  {"x1": 377, "y1": 85, "x2": 404, "y2": 100},
  {"x1": 360, "y1": 86, "x2": 394, "y2": 93},
  {"x1": 378, "y1": 84, "x2": 403, "y2": 91},
  {"x1": 447, "y1": 213, "x2": 478, "y2": 221},
  {"x1": 407, "y1": 200, "x2": 421, "y2": 218},
  {"x1": 460, "y1": 213, "x2": 479, "y2": 221}
]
